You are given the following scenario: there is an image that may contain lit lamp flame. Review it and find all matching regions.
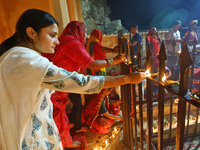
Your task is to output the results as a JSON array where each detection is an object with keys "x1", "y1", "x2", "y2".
[
  {"x1": 162, "y1": 74, "x2": 166, "y2": 82},
  {"x1": 105, "y1": 140, "x2": 108, "y2": 145},
  {"x1": 145, "y1": 69, "x2": 151, "y2": 77},
  {"x1": 112, "y1": 134, "x2": 115, "y2": 138},
  {"x1": 177, "y1": 50, "x2": 181, "y2": 54},
  {"x1": 94, "y1": 148, "x2": 97, "y2": 150},
  {"x1": 124, "y1": 59, "x2": 128, "y2": 64},
  {"x1": 134, "y1": 55, "x2": 137, "y2": 59},
  {"x1": 114, "y1": 127, "x2": 117, "y2": 133}
]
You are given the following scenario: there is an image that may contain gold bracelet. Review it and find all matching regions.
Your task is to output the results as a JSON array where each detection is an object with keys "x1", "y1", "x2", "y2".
[{"x1": 105, "y1": 59, "x2": 114, "y2": 67}]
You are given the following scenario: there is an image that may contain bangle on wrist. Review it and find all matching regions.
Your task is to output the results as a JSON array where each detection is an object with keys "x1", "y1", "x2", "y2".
[
  {"x1": 105, "y1": 59, "x2": 114, "y2": 67},
  {"x1": 112, "y1": 49, "x2": 115, "y2": 53}
]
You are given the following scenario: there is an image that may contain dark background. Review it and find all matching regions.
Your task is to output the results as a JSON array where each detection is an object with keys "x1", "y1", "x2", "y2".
[{"x1": 107, "y1": 0, "x2": 200, "y2": 30}]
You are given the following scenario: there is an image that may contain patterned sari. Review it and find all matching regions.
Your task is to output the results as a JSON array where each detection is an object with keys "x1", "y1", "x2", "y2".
[{"x1": 82, "y1": 90, "x2": 120, "y2": 134}]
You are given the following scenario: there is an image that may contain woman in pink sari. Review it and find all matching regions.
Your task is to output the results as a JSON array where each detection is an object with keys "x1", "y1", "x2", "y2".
[{"x1": 146, "y1": 27, "x2": 161, "y2": 73}]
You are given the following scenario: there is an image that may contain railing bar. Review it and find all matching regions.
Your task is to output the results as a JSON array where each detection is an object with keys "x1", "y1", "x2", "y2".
[
  {"x1": 193, "y1": 108, "x2": 199, "y2": 137},
  {"x1": 147, "y1": 78, "x2": 200, "y2": 108},
  {"x1": 185, "y1": 103, "x2": 191, "y2": 140},
  {"x1": 168, "y1": 98, "x2": 173, "y2": 144},
  {"x1": 131, "y1": 83, "x2": 138, "y2": 150},
  {"x1": 135, "y1": 119, "x2": 156, "y2": 150},
  {"x1": 158, "y1": 86, "x2": 164, "y2": 150},
  {"x1": 147, "y1": 79, "x2": 153, "y2": 150},
  {"x1": 138, "y1": 82, "x2": 144, "y2": 150}
]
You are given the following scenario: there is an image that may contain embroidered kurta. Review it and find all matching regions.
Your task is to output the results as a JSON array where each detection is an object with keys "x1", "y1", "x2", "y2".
[{"x1": 0, "y1": 46, "x2": 104, "y2": 150}]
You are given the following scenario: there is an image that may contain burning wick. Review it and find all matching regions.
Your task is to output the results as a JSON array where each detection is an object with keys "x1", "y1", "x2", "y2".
[
  {"x1": 162, "y1": 74, "x2": 166, "y2": 82},
  {"x1": 112, "y1": 134, "x2": 115, "y2": 138},
  {"x1": 105, "y1": 140, "x2": 108, "y2": 145},
  {"x1": 94, "y1": 148, "x2": 97, "y2": 150},
  {"x1": 134, "y1": 55, "x2": 137, "y2": 59},
  {"x1": 114, "y1": 127, "x2": 117, "y2": 133},
  {"x1": 145, "y1": 70, "x2": 151, "y2": 77},
  {"x1": 177, "y1": 50, "x2": 181, "y2": 54}
]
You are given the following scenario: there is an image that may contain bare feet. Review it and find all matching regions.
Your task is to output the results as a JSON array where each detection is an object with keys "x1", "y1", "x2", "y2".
[
  {"x1": 65, "y1": 141, "x2": 81, "y2": 149},
  {"x1": 75, "y1": 126, "x2": 88, "y2": 133}
]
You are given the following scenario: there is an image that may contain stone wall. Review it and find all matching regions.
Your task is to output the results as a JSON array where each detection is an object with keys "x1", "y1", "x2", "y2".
[{"x1": 81, "y1": 0, "x2": 127, "y2": 35}]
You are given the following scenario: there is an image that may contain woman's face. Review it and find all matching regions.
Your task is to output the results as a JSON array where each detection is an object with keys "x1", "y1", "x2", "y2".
[{"x1": 32, "y1": 23, "x2": 59, "y2": 53}]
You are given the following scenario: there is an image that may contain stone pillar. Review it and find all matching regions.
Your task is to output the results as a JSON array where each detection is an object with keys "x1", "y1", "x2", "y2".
[
  {"x1": 76, "y1": 0, "x2": 83, "y2": 22},
  {"x1": 52, "y1": 0, "x2": 70, "y2": 34},
  {"x1": 66, "y1": 0, "x2": 83, "y2": 22},
  {"x1": 67, "y1": 0, "x2": 78, "y2": 21}
]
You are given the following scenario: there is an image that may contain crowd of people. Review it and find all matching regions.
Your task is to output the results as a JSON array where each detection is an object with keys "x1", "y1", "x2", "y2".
[
  {"x1": 128, "y1": 20, "x2": 198, "y2": 73},
  {"x1": 0, "y1": 8, "x2": 199, "y2": 150}
]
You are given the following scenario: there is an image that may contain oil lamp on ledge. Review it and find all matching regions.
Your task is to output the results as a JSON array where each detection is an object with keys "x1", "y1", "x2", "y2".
[
  {"x1": 190, "y1": 92, "x2": 200, "y2": 102},
  {"x1": 144, "y1": 69, "x2": 158, "y2": 79},
  {"x1": 161, "y1": 74, "x2": 179, "y2": 86}
]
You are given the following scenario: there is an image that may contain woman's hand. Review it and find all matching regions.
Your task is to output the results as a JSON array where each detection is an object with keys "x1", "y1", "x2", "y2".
[
  {"x1": 128, "y1": 42, "x2": 133, "y2": 46},
  {"x1": 127, "y1": 72, "x2": 147, "y2": 84},
  {"x1": 113, "y1": 54, "x2": 126, "y2": 64},
  {"x1": 112, "y1": 45, "x2": 119, "y2": 53}
]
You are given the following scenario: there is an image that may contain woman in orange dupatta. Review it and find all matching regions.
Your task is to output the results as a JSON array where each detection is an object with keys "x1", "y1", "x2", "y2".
[
  {"x1": 82, "y1": 29, "x2": 122, "y2": 134},
  {"x1": 86, "y1": 29, "x2": 118, "y2": 76}
]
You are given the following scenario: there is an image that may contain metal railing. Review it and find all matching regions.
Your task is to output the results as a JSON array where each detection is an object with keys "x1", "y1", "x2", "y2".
[{"x1": 118, "y1": 31, "x2": 200, "y2": 150}]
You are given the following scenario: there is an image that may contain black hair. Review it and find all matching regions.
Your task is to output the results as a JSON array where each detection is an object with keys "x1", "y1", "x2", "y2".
[
  {"x1": 0, "y1": 9, "x2": 58, "y2": 56},
  {"x1": 131, "y1": 25, "x2": 138, "y2": 29},
  {"x1": 173, "y1": 20, "x2": 181, "y2": 26}
]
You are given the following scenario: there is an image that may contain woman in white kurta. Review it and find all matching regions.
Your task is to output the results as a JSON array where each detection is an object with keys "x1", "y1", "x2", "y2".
[{"x1": 0, "y1": 9, "x2": 146, "y2": 150}]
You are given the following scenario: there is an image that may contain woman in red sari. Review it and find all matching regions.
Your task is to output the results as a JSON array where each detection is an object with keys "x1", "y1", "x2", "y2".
[
  {"x1": 43, "y1": 21, "x2": 125, "y2": 149},
  {"x1": 82, "y1": 29, "x2": 122, "y2": 134},
  {"x1": 146, "y1": 27, "x2": 161, "y2": 73},
  {"x1": 43, "y1": 21, "x2": 92, "y2": 149},
  {"x1": 82, "y1": 89, "x2": 122, "y2": 134}
]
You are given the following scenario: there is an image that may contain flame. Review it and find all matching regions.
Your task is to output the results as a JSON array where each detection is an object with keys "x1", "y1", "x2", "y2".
[
  {"x1": 145, "y1": 69, "x2": 151, "y2": 77},
  {"x1": 162, "y1": 74, "x2": 166, "y2": 82},
  {"x1": 177, "y1": 50, "x2": 181, "y2": 54},
  {"x1": 112, "y1": 134, "x2": 115, "y2": 138},
  {"x1": 105, "y1": 140, "x2": 108, "y2": 144},
  {"x1": 114, "y1": 127, "x2": 117, "y2": 132},
  {"x1": 134, "y1": 55, "x2": 137, "y2": 59},
  {"x1": 94, "y1": 148, "x2": 97, "y2": 150}
]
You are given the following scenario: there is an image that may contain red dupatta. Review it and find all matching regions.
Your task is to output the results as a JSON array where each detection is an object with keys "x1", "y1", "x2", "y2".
[
  {"x1": 43, "y1": 21, "x2": 86, "y2": 63},
  {"x1": 146, "y1": 28, "x2": 161, "y2": 72},
  {"x1": 146, "y1": 27, "x2": 160, "y2": 57}
]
